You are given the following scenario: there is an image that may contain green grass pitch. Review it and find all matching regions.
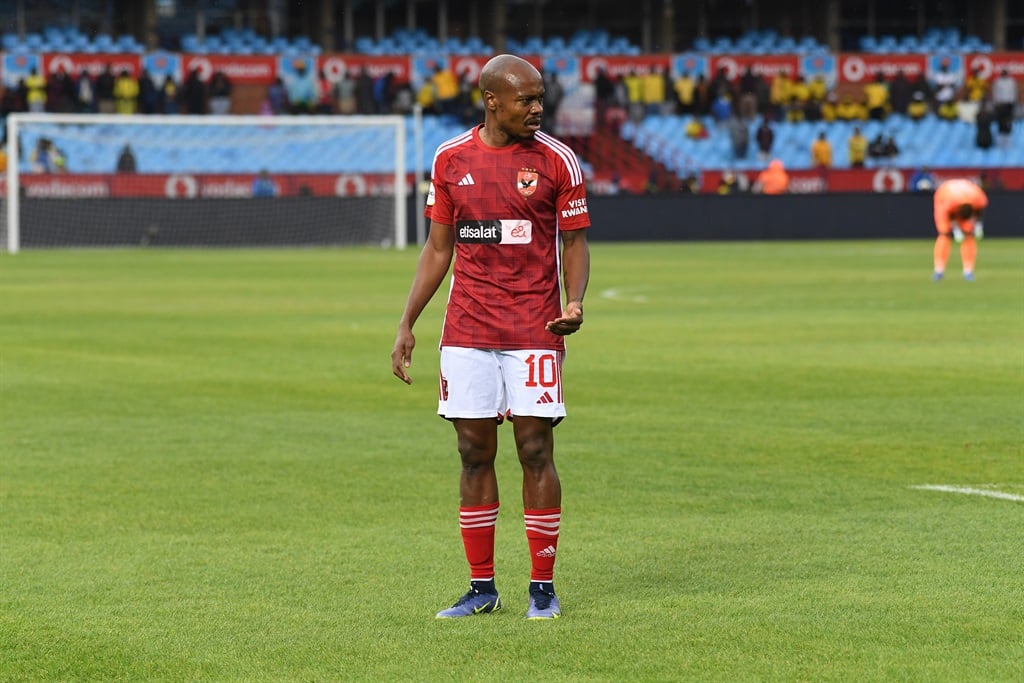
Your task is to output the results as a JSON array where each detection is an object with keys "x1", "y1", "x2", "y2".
[{"x1": 1, "y1": 240, "x2": 1021, "y2": 681}]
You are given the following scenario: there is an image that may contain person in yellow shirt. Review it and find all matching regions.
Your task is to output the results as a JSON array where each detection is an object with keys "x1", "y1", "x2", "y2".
[
  {"x1": 810, "y1": 131, "x2": 832, "y2": 168},
  {"x1": 673, "y1": 71, "x2": 695, "y2": 114},
  {"x1": 431, "y1": 63, "x2": 459, "y2": 119},
  {"x1": 863, "y1": 73, "x2": 890, "y2": 120},
  {"x1": 25, "y1": 69, "x2": 47, "y2": 113},
  {"x1": 787, "y1": 76, "x2": 810, "y2": 122},
  {"x1": 847, "y1": 126, "x2": 868, "y2": 167},
  {"x1": 113, "y1": 69, "x2": 139, "y2": 114},
  {"x1": 964, "y1": 67, "x2": 988, "y2": 102},
  {"x1": 770, "y1": 72, "x2": 792, "y2": 120},
  {"x1": 642, "y1": 67, "x2": 667, "y2": 116},
  {"x1": 836, "y1": 93, "x2": 867, "y2": 121}
]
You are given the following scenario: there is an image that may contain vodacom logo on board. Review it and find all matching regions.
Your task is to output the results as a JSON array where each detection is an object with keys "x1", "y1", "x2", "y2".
[
  {"x1": 872, "y1": 168, "x2": 905, "y2": 193},
  {"x1": 165, "y1": 174, "x2": 198, "y2": 198}
]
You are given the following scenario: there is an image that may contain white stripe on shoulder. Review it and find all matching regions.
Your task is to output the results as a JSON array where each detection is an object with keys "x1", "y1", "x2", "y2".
[
  {"x1": 536, "y1": 131, "x2": 584, "y2": 187},
  {"x1": 430, "y1": 129, "x2": 474, "y2": 177}
]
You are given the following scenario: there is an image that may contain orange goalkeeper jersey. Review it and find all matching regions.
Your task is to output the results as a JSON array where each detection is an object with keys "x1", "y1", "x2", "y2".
[{"x1": 933, "y1": 179, "x2": 988, "y2": 234}]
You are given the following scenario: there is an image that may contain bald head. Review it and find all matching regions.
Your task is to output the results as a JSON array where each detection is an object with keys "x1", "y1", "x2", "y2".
[{"x1": 479, "y1": 54, "x2": 542, "y2": 94}]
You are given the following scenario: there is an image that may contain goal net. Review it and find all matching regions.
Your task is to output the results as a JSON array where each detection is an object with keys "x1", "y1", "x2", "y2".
[{"x1": 2, "y1": 113, "x2": 408, "y2": 252}]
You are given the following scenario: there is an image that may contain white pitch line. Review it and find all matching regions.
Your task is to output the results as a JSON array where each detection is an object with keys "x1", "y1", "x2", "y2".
[
  {"x1": 599, "y1": 287, "x2": 648, "y2": 303},
  {"x1": 911, "y1": 485, "x2": 1024, "y2": 503}
]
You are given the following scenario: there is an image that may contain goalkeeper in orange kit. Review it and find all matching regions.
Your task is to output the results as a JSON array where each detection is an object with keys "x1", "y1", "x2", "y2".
[{"x1": 932, "y1": 178, "x2": 988, "y2": 281}]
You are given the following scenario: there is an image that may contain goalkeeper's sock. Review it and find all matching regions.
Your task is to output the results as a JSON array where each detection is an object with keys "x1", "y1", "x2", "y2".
[
  {"x1": 933, "y1": 234, "x2": 951, "y2": 274},
  {"x1": 525, "y1": 507, "x2": 561, "y2": 582},
  {"x1": 459, "y1": 502, "x2": 499, "y2": 581},
  {"x1": 960, "y1": 237, "x2": 977, "y2": 275}
]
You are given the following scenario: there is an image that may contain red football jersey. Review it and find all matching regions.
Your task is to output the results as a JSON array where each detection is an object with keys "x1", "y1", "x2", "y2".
[{"x1": 426, "y1": 126, "x2": 590, "y2": 351}]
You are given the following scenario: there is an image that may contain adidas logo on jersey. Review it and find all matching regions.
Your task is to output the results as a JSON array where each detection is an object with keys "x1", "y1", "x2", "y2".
[
  {"x1": 535, "y1": 545, "x2": 557, "y2": 558},
  {"x1": 458, "y1": 173, "x2": 475, "y2": 186},
  {"x1": 536, "y1": 391, "x2": 555, "y2": 404}
]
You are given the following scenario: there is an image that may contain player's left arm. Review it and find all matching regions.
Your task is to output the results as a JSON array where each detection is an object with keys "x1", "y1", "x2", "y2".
[{"x1": 546, "y1": 228, "x2": 590, "y2": 336}]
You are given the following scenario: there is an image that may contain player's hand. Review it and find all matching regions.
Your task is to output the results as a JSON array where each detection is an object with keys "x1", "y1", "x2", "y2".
[
  {"x1": 392, "y1": 329, "x2": 416, "y2": 384},
  {"x1": 546, "y1": 300, "x2": 584, "y2": 336}
]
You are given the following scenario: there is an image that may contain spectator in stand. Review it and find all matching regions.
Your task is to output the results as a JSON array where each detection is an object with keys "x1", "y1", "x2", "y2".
[
  {"x1": 543, "y1": 71, "x2": 564, "y2": 130},
  {"x1": 416, "y1": 76, "x2": 436, "y2": 114},
  {"x1": 869, "y1": 134, "x2": 899, "y2": 163},
  {"x1": 864, "y1": 73, "x2": 890, "y2": 121},
  {"x1": 931, "y1": 59, "x2": 959, "y2": 121},
  {"x1": 717, "y1": 170, "x2": 742, "y2": 195},
  {"x1": 964, "y1": 67, "x2": 989, "y2": 103},
  {"x1": 208, "y1": 70, "x2": 233, "y2": 115},
  {"x1": 907, "y1": 90, "x2": 929, "y2": 121},
  {"x1": 623, "y1": 70, "x2": 643, "y2": 122},
  {"x1": 975, "y1": 100, "x2": 995, "y2": 150},
  {"x1": 684, "y1": 116, "x2": 709, "y2": 139},
  {"x1": 786, "y1": 75, "x2": 810, "y2": 122},
  {"x1": 113, "y1": 69, "x2": 139, "y2": 115},
  {"x1": 285, "y1": 61, "x2": 317, "y2": 114},
  {"x1": 116, "y1": 143, "x2": 136, "y2": 173},
  {"x1": 847, "y1": 126, "x2": 868, "y2": 168},
  {"x1": 709, "y1": 66, "x2": 734, "y2": 102},
  {"x1": 909, "y1": 166, "x2": 936, "y2": 192},
  {"x1": 710, "y1": 92, "x2": 732, "y2": 124},
  {"x1": 888, "y1": 70, "x2": 911, "y2": 115},
  {"x1": 672, "y1": 70, "x2": 695, "y2": 115},
  {"x1": 265, "y1": 76, "x2": 287, "y2": 115},
  {"x1": 641, "y1": 66, "x2": 667, "y2": 117},
  {"x1": 726, "y1": 112, "x2": 749, "y2": 160},
  {"x1": 137, "y1": 69, "x2": 159, "y2": 114},
  {"x1": 991, "y1": 68, "x2": 1018, "y2": 147},
  {"x1": 251, "y1": 169, "x2": 278, "y2": 198},
  {"x1": 74, "y1": 68, "x2": 95, "y2": 113},
  {"x1": 46, "y1": 66, "x2": 74, "y2": 113},
  {"x1": 96, "y1": 64, "x2": 116, "y2": 114},
  {"x1": 392, "y1": 76, "x2": 415, "y2": 115},
  {"x1": 315, "y1": 68, "x2": 336, "y2": 114},
  {"x1": 594, "y1": 67, "x2": 616, "y2": 128},
  {"x1": 355, "y1": 66, "x2": 375, "y2": 115},
  {"x1": 25, "y1": 68, "x2": 46, "y2": 113},
  {"x1": 805, "y1": 75, "x2": 827, "y2": 122},
  {"x1": 836, "y1": 92, "x2": 867, "y2": 121},
  {"x1": 753, "y1": 159, "x2": 788, "y2": 194},
  {"x1": 755, "y1": 115, "x2": 774, "y2": 162},
  {"x1": 30, "y1": 138, "x2": 65, "y2": 173},
  {"x1": 693, "y1": 73, "x2": 711, "y2": 116},
  {"x1": 334, "y1": 68, "x2": 357, "y2": 114},
  {"x1": 737, "y1": 67, "x2": 759, "y2": 121},
  {"x1": 769, "y1": 71, "x2": 791, "y2": 120},
  {"x1": 183, "y1": 68, "x2": 207, "y2": 115},
  {"x1": 819, "y1": 91, "x2": 839, "y2": 122},
  {"x1": 159, "y1": 75, "x2": 180, "y2": 114},
  {"x1": 431, "y1": 62, "x2": 459, "y2": 120},
  {"x1": 810, "y1": 131, "x2": 832, "y2": 169},
  {"x1": 374, "y1": 70, "x2": 396, "y2": 114}
]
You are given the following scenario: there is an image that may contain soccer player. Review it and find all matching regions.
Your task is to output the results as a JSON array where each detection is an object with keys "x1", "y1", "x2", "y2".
[
  {"x1": 932, "y1": 178, "x2": 988, "y2": 281},
  {"x1": 391, "y1": 54, "x2": 590, "y2": 620}
]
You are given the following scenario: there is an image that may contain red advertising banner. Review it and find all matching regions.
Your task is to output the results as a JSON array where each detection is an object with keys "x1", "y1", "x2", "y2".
[
  {"x1": 579, "y1": 55, "x2": 672, "y2": 82},
  {"x1": 709, "y1": 54, "x2": 801, "y2": 80},
  {"x1": 180, "y1": 53, "x2": 277, "y2": 84},
  {"x1": 836, "y1": 53, "x2": 928, "y2": 83},
  {"x1": 318, "y1": 54, "x2": 413, "y2": 82},
  {"x1": 696, "y1": 167, "x2": 1024, "y2": 194},
  {"x1": 6, "y1": 172, "x2": 408, "y2": 199},
  {"x1": 42, "y1": 53, "x2": 142, "y2": 78},
  {"x1": 963, "y1": 52, "x2": 1024, "y2": 79}
]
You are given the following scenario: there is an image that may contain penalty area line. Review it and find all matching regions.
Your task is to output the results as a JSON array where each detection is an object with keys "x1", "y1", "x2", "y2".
[{"x1": 910, "y1": 485, "x2": 1024, "y2": 503}]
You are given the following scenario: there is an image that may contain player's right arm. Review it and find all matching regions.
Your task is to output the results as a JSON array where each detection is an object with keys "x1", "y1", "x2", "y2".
[{"x1": 391, "y1": 220, "x2": 455, "y2": 384}]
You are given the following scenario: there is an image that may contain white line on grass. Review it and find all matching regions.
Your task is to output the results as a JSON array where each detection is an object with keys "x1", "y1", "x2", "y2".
[
  {"x1": 911, "y1": 485, "x2": 1024, "y2": 503},
  {"x1": 599, "y1": 287, "x2": 649, "y2": 303}
]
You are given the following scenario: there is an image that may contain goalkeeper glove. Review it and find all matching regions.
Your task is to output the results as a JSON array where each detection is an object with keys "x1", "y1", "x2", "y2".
[
  {"x1": 952, "y1": 225, "x2": 964, "y2": 243},
  {"x1": 974, "y1": 221, "x2": 984, "y2": 240}
]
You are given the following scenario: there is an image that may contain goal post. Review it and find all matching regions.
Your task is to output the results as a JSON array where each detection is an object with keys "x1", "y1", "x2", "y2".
[{"x1": 3, "y1": 113, "x2": 409, "y2": 253}]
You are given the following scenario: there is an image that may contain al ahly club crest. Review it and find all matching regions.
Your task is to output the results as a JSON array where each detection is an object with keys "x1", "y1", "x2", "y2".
[{"x1": 517, "y1": 170, "x2": 538, "y2": 197}]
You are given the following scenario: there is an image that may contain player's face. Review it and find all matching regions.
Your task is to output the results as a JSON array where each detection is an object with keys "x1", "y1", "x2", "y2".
[{"x1": 490, "y1": 69, "x2": 544, "y2": 140}]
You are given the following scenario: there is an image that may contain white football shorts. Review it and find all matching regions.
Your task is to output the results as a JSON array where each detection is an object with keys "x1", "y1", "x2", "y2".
[{"x1": 438, "y1": 347, "x2": 566, "y2": 423}]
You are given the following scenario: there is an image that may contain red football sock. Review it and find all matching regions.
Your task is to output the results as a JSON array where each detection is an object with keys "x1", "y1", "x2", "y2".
[
  {"x1": 524, "y1": 507, "x2": 561, "y2": 582},
  {"x1": 459, "y1": 502, "x2": 499, "y2": 581}
]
